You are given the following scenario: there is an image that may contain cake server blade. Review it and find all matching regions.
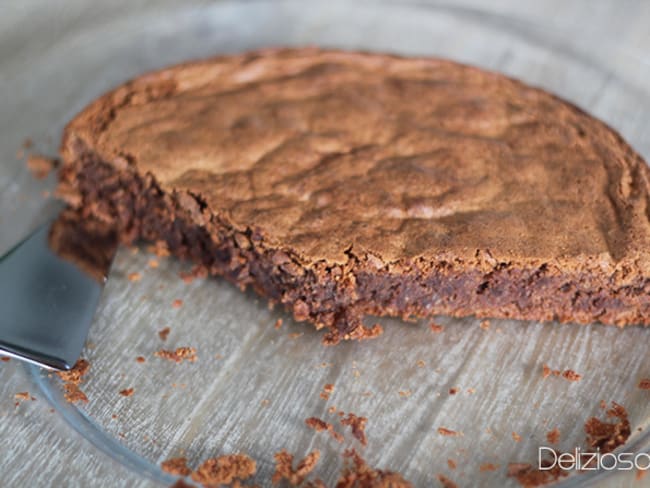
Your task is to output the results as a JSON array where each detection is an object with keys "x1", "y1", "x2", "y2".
[{"x1": 0, "y1": 214, "x2": 116, "y2": 371}]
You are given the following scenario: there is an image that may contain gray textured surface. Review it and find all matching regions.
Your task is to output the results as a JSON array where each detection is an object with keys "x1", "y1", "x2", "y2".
[{"x1": 1, "y1": 1, "x2": 650, "y2": 487}]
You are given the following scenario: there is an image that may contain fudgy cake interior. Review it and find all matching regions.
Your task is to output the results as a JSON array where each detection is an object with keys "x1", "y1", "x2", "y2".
[{"x1": 58, "y1": 48, "x2": 650, "y2": 343}]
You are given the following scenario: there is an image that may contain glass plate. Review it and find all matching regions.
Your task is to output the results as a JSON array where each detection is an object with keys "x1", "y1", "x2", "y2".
[{"x1": 2, "y1": 1, "x2": 650, "y2": 486}]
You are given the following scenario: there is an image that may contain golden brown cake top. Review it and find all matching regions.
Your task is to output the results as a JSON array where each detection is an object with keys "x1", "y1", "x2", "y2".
[{"x1": 61, "y1": 48, "x2": 650, "y2": 270}]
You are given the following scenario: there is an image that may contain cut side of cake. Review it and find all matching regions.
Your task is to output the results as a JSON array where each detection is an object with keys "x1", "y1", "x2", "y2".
[{"x1": 58, "y1": 48, "x2": 650, "y2": 343}]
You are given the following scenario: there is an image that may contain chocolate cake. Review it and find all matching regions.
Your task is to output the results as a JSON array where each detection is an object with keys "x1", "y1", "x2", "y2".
[{"x1": 58, "y1": 48, "x2": 650, "y2": 343}]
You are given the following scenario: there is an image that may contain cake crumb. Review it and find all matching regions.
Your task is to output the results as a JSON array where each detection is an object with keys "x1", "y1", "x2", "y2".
[
  {"x1": 305, "y1": 417, "x2": 344, "y2": 443},
  {"x1": 467, "y1": 388, "x2": 475, "y2": 394},
  {"x1": 507, "y1": 459, "x2": 567, "y2": 487},
  {"x1": 637, "y1": 468, "x2": 648, "y2": 481},
  {"x1": 147, "y1": 241, "x2": 170, "y2": 257},
  {"x1": 57, "y1": 359, "x2": 90, "y2": 404},
  {"x1": 320, "y1": 383, "x2": 335, "y2": 400},
  {"x1": 172, "y1": 299, "x2": 184, "y2": 308},
  {"x1": 429, "y1": 322, "x2": 444, "y2": 333},
  {"x1": 154, "y1": 347, "x2": 197, "y2": 363},
  {"x1": 479, "y1": 319, "x2": 490, "y2": 330},
  {"x1": 190, "y1": 454, "x2": 256, "y2": 486},
  {"x1": 480, "y1": 463, "x2": 498, "y2": 472},
  {"x1": 288, "y1": 332, "x2": 303, "y2": 339},
  {"x1": 438, "y1": 427, "x2": 461, "y2": 437},
  {"x1": 136, "y1": 356, "x2": 146, "y2": 363},
  {"x1": 447, "y1": 459, "x2": 457, "y2": 470},
  {"x1": 27, "y1": 154, "x2": 59, "y2": 179},
  {"x1": 512, "y1": 432, "x2": 521, "y2": 442},
  {"x1": 14, "y1": 392, "x2": 34, "y2": 402},
  {"x1": 272, "y1": 449, "x2": 320, "y2": 485},
  {"x1": 449, "y1": 387, "x2": 459, "y2": 395},
  {"x1": 340, "y1": 412, "x2": 368, "y2": 446},
  {"x1": 1, "y1": 357, "x2": 10, "y2": 362},
  {"x1": 127, "y1": 272, "x2": 141, "y2": 282},
  {"x1": 437, "y1": 474, "x2": 458, "y2": 488},
  {"x1": 542, "y1": 364, "x2": 581, "y2": 381},
  {"x1": 274, "y1": 319, "x2": 283, "y2": 329},
  {"x1": 546, "y1": 428, "x2": 561, "y2": 444},
  {"x1": 158, "y1": 327, "x2": 171, "y2": 341},
  {"x1": 349, "y1": 323, "x2": 383, "y2": 341},
  {"x1": 148, "y1": 259, "x2": 159, "y2": 268},
  {"x1": 399, "y1": 390, "x2": 412, "y2": 398},
  {"x1": 416, "y1": 359, "x2": 425, "y2": 368},
  {"x1": 119, "y1": 388, "x2": 134, "y2": 397},
  {"x1": 261, "y1": 399, "x2": 270, "y2": 407},
  {"x1": 585, "y1": 402, "x2": 630, "y2": 453},
  {"x1": 161, "y1": 457, "x2": 191, "y2": 476},
  {"x1": 336, "y1": 449, "x2": 411, "y2": 488},
  {"x1": 638, "y1": 379, "x2": 650, "y2": 390},
  {"x1": 562, "y1": 370, "x2": 582, "y2": 382}
]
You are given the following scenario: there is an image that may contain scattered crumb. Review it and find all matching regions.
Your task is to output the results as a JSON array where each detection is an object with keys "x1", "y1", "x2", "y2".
[
  {"x1": 542, "y1": 364, "x2": 581, "y2": 381},
  {"x1": 161, "y1": 457, "x2": 191, "y2": 476},
  {"x1": 119, "y1": 388, "x2": 134, "y2": 397},
  {"x1": 127, "y1": 272, "x2": 141, "y2": 282},
  {"x1": 179, "y1": 265, "x2": 208, "y2": 284},
  {"x1": 637, "y1": 468, "x2": 648, "y2": 481},
  {"x1": 328, "y1": 406, "x2": 337, "y2": 414},
  {"x1": 147, "y1": 241, "x2": 170, "y2": 257},
  {"x1": 507, "y1": 459, "x2": 567, "y2": 487},
  {"x1": 148, "y1": 259, "x2": 159, "y2": 268},
  {"x1": 1, "y1": 357, "x2": 10, "y2": 362},
  {"x1": 111, "y1": 414, "x2": 118, "y2": 419},
  {"x1": 272, "y1": 450, "x2": 320, "y2": 485},
  {"x1": 305, "y1": 417, "x2": 344, "y2": 443},
  {"x1": 340, "y1": 412, "x2": 368, "y2": 446},
  {"x1": 600, "y1": 400, "x2": 607, "y2": 410},
  {"x1": 336, "y1": 449, "x2": 411, "y2": 488},
  {"x1": 546, "y1": 428, "x2": 560, "y2": 445},
  {"x1": 57, "y1": 359, "x2": 90, "y2": 404},
  {"x1": 26, "y1": 154, "x2": 59, "y2": 179},
  {"x1": 349, "y1": 323, "x2": 384, "y2": 341},
  {"x1": 638, "y1": 379, "x2": 650, "y2": 390},
  {"x1": 479, "y1": 319, "x2": 490, "y2": 330},
  {"x1": 14, "y1": 392, "x2": 34, "y2": 402},
  {"x1": 437, "y1": 474, "x2": 458, "y2": 488},
  {"x1": 480, "y1": 463, "x2": 498, "y2": 472},
  {"x1": 585, "y1": 402, "x2": 630, "y2": 453},
  {"x1": 512, "y1": 432, "x2": 521, "y2": 442},
  {"x1": 172, "y1": 299, "x2": 184, "y2": 308},
  {"x1": 261, "y1": 399, "x2": 270, "y2": 407},
  {"x1": 447, "y1": 459, "x2": 456, "y2": 470},
  {"x1": 429, "y1": 322, "x2": 444, "y2": 333},
  {"x1": 416, "y1": 359, "x2": 425, "y2": 368},
  {"x1": 562, "y1": 370, "x2": 582, "y2": 382},
  {"x1": 136, "y1": 356, "x2": 146, "y2": 363},
  {"x1": 438, "y1": 427, "x2": 461, "y2": 437},
  {"x1": 449, "y1": 387, "x2": 459, "y2": 395},
  {"x1": 320, "y1": 383, "x2": 335, "y2": 400},
  {"x1": 399, "y1": 390, "x2": 412, "y2": 398},
  {"x1": 154, "y1": 347, "x2": 197, "y2": 363},
  {"x1": 274, "y1": 319, "x2": 283, "y2": 329},
  {"x1": 62, "y1": 384, "x2": 88, "y2": 404},
  {"x1": 158, "y1": 327, "x2": 171, "y2": 341},
  {"x1": 288, "y1": 332, "x2": 303, "y2": 339},
  {"x1": 467, "y1": 388, "x2": 475, "y2": 394},
  {"x1": 191, "y1": 454, "x2": 256, "y2": 486}
]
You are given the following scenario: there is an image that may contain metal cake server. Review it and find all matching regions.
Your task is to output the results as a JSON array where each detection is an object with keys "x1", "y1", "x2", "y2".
[{"x1": 0, "y1": 213, "x2": 117, "y2": 371}]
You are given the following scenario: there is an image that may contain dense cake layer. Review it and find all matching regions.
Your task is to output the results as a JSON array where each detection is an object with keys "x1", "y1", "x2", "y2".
[{"x1": 58, "y1": 48, "x2": 650, "y2": 340}]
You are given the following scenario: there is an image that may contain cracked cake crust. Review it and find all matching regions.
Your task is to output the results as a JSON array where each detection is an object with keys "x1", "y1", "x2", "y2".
[{"x1": 58, "y1": 48, "x2": 650, "y2": 342}]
